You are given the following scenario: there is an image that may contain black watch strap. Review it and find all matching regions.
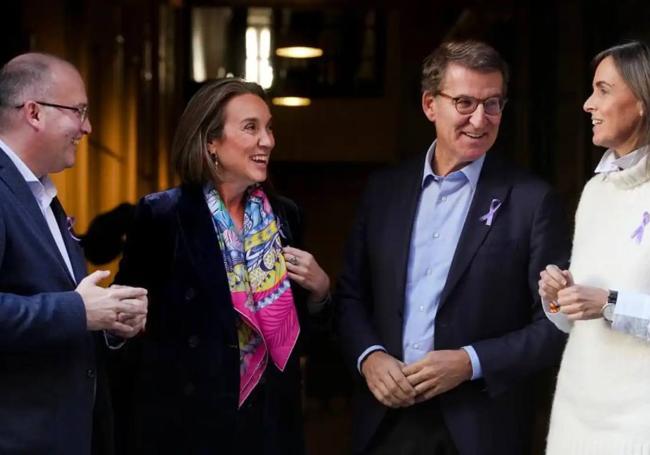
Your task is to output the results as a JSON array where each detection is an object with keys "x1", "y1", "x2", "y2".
[{"x1": 608, "y1": 289, "x2": 619, "y2": 305}]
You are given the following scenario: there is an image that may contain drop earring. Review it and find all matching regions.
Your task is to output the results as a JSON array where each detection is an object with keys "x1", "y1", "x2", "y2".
[{"x1": 208, "y1": 148, "x2": 220, "y2": 168}]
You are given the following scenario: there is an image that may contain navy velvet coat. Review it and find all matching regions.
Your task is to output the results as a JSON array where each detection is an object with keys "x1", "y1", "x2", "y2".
[{"x1": 111, "y1": 184, "x2": 312, "y2": 455}]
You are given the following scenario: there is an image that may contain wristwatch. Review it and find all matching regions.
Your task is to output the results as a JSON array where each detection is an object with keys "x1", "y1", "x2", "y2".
[{"x1": 601, "y1": 289, "x2": 618, "y2": 322}]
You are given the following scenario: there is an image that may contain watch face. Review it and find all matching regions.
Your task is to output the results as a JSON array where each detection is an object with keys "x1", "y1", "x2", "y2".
[{"x1": 603, "y1": 304, "x2": 615, "y2": 321}]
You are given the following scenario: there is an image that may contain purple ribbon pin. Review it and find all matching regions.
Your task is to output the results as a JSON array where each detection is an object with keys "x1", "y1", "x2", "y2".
[
  {"x1": 479, "y1": 198, "x2": 502, "y2": 226},
  {"x1": 631, "y1": 211, "x2": 650, "y2": 244},
  {"x1": 66, "y1": 216, "x2": 81, "y2": 242}
]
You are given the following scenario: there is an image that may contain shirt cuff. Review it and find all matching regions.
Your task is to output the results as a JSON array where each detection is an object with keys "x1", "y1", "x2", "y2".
[
  {"x1": 541, "y1": 297, "x2": 573, "y2": 333},
  {"x1": 461, "y1": 345, "x2": 483, "y2": 380},
  {"x1": 357, "y1": 345, "x2": 386, "y2": 374},
  {"x1": 614, "y1": 290, "x2": 650, "y2": 319},
  {"x1": 611, "y1": 290, "x2": 650, "y2": 340}
]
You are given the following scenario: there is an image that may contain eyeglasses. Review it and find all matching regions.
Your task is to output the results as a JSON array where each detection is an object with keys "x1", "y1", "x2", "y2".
[
  {"x1": 15, "y1": 101, "x2": 89, "y2": 123},
  {"x1": 436, "y1": 91, "x2": 507, "y2": 116}
]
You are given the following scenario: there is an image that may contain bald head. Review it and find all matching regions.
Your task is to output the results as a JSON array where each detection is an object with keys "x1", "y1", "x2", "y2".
[{"x1": 0, "y1": 53, "x2": 79, "y2": 129}]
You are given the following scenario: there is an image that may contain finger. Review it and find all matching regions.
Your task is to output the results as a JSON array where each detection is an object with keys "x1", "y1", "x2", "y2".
[
  {"x1": 109, "y1": 321, "x2": 136, "y2": 334},
  {"x1": 414, "y1": 378, "x2": 438, "y2": 396},
  {"x1": 369, "y1": 378, "x2": 397, "y2": 408},
  {"x1": 406, "y1": 369, "x2": 430, "y2": 388},
  {"x1": 558, "y1": 303, "x2": 581, "y2": 315},
  {"x1": 415, "y1": 382, "x2": 441, "y2": 402},
  {"x1": 119, "y1": 313, "x2": 146, "y2": 325},
  {"x1": 538, "y1": 280, "x2": 558, "y2": 298},
  {"x1": 540, "y1": 274, "x2": 565, "y2": 292},
  {"x1": 118, "y1": 297, "x2": 148, "y2": 307},
  {"x1": 114, "y1": 302, "x2": 148, "y2": 315},
  {"x1": 287, "y1": 271, "x2": 303, "y2": 280},
  {"x1": 540, "y1": 271, "x2": 565, "y2": 290},
  {"x1": 545, "y1": 265, "x2": 567, "y2": 286},
  {"x1": 282, "y1": 246, "x2": 303, "y2": 256},
  {"x1": 386, "y1": 369, "x2": 416, "y2": 402},
  {"x1": 287, "y1": 271, "x2": 307, "y2": 285},
  {"x1": 563, "y1": 270, "x2": 575, "y2": 286},
  {"x1": 401, "y1": 360, "x2": 422, "y2": 377},
  {"x1": 81, "y1": 270, "x2": 111, "y2": 286},
  {"x1": 111, "y1": 286, "x2": 148, "y2": 300}
]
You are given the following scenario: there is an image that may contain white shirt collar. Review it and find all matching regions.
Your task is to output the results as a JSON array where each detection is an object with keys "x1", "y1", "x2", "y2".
[
  {"x1": 594, "y1": 145, "x2": 650, "y2": 174},
  {"x1": 0, "y1": 137, "x2": 57, "y2": 210}
]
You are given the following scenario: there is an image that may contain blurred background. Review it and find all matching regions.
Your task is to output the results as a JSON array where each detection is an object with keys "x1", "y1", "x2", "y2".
[{"x1": 3, "y1": 0, "x2": 650, "y2": 452}]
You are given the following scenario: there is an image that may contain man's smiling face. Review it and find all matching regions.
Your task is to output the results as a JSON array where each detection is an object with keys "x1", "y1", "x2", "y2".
[{"x1": 422, "y1": 63, "x2": 504, "y2": 175}]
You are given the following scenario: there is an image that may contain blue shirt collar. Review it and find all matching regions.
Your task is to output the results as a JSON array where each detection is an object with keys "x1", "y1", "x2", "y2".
[{"x1": 422, "y1": 140, "x2": 486, "y2": 189}]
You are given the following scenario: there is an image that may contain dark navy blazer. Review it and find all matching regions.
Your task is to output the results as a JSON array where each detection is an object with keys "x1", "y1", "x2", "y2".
[
  {"x1": 0, "y1": 148, "x2": 109, "y2": 455},
  {"x1": 335, "y1": 151, "x2": 571, "y2": 454}
]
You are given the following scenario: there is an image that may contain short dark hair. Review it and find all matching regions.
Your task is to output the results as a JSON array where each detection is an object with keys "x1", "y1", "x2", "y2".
[
  {"x1": 172, "y1": 78, "x2": 268, "y2": 185},
  {"x1": 593, "y1": 40, "x2": 650, "y2": 145},
  {"x1": 421, "y1": 40, "x2": 509, "y2": 95}
]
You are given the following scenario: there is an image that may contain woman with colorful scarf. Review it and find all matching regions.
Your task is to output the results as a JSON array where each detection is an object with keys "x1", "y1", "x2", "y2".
[{"x1": 110, "y1": 79, "x2": 330, "y2": 454}]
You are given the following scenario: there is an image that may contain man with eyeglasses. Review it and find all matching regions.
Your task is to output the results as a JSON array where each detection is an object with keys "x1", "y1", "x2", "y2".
[
  {"x1": 0, "y1": 53, "x2": 148, "y2": 455},
  {"x1": 336, "y1": 40, "x2": 570, "y2": 454}
]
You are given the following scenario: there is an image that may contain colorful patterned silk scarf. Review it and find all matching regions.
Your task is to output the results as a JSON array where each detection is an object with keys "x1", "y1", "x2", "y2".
[{"x1": 205, "y1": 184, "x2": 300, "y2": 407}]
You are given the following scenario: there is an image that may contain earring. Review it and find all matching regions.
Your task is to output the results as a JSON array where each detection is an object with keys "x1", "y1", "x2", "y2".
[{"x1": 208, "y1": 148, "x2": 220, "y2": 167}]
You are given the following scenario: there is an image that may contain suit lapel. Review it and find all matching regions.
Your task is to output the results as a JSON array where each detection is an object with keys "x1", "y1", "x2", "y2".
[
  {"x1": 439, "y1": 154, "x2": 512, "y2": 306},
  {"x1": 0, "y1": 149, "x2": 79, "y2": 285},
  {"x1": 51, "y1": 197, "x2": 87, "y2": 283},
  {"x1": 176, "y1": 185, "x2": 237, "y2": 343},
  {"x1": 388, "y1": 156, "x2": 425, "y2": 328}
]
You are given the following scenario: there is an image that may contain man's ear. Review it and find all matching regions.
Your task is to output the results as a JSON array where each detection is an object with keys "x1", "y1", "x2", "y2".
[
  {"x1": 422, "y1": 91, "x2": 437, "y2": 123},
  {"x1": 23, "y1": 101, "x2": 42, "y2": 130}
]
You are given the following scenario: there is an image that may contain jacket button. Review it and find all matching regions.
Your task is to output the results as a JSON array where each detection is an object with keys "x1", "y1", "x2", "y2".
[
  {"x1": 185, "y1": 288, "x2": 196, "y2": 301},
  {"x1": 188, "y1": 335, "x2": 200, "y2": 348},
  {"x1": 86, "y1": 369, "x2": 95, "y2": 379}
]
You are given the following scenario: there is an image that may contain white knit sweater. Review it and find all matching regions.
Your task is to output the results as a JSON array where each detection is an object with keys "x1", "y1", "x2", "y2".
[{"x1": 546, "y1": 152, "x2": 650, "y2": 454}]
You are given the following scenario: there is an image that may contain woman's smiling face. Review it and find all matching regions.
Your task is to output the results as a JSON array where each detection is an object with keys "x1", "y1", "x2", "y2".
[
  {"x1": 209, "y1": 93, "x2": 275, "y2": 190},
  {"x1": 584, "y1": 56, "x2": 644, "y2": 155}
]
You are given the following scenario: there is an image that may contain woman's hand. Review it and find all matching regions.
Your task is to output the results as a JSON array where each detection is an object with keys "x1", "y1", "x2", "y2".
[
  {"x1": 282, "y1": 246, "x2": 330, "y2": 302},
  {"x1": 539, "y1": 264, "x2": 573, "y2": 312},
  {"x1": 557, "y1": 285, "x2": 608, "y2": 321}
]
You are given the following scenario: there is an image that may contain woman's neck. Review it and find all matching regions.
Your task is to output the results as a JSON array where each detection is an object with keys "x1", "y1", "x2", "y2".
[{"x1": 215, "y1": 180, "x2": 247, "y2": 230}]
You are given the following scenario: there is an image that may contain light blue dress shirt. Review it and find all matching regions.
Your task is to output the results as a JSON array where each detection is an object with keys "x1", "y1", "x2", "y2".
[{"x1": 358, "y1": 141, "x2": 484, "y2": 380}]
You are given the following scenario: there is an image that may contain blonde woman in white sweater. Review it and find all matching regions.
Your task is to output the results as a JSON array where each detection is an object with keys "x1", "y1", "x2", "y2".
[{"x1": 539, "y1": 40, "x2": 650, "y2": 454}]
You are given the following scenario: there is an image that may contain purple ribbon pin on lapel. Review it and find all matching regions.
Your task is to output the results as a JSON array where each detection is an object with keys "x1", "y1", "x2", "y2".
[
  {"x1": 479, "y1": 198, "x2": 502, "y2": 227},
  {"x1": 66, "y1": 216, "x2": 81, "y2": 242},
  {"x1": 631, "y1": 211, "x2": 650, "y2": 244}
]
